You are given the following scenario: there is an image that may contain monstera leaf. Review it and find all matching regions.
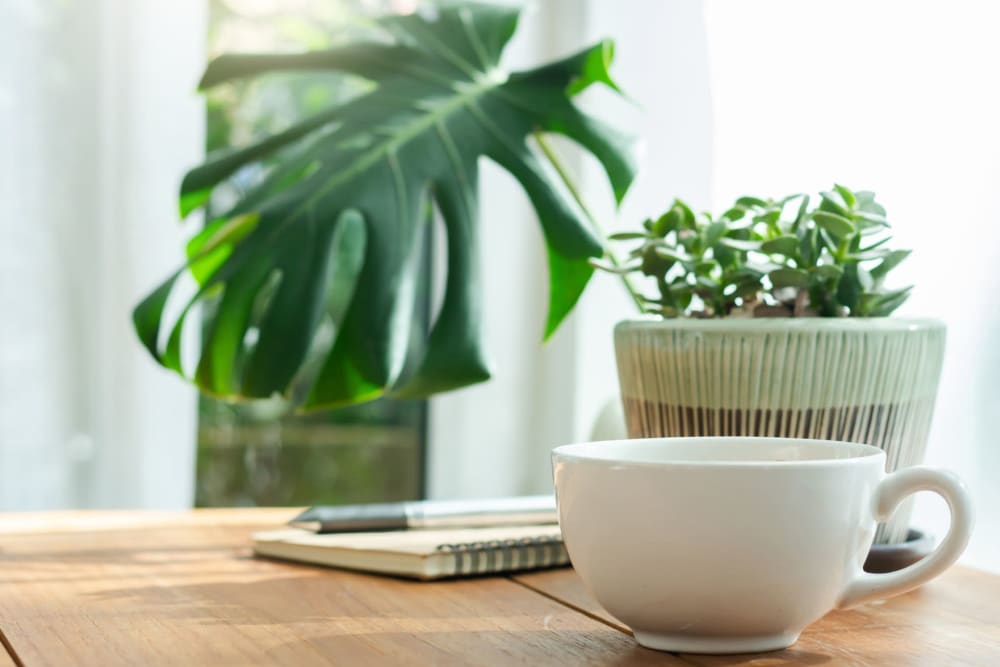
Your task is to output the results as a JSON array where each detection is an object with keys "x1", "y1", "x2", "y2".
[{"x1": 134, "y1": 2, "x2": 636, "y2": 409}]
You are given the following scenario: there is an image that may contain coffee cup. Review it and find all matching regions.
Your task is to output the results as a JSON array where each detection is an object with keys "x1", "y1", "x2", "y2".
[{"x1": 551, "y1": 437, "x2": 973, "y2": 654}]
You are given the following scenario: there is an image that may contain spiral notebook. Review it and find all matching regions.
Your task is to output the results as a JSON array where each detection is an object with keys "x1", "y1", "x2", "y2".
[{"x1": 252, "y1": 524, "x2": 567, "y2": 580}]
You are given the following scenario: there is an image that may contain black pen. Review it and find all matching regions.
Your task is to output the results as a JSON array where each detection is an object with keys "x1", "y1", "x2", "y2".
[{"x1": 290, "y1": 495, "x2": 558, "y2": 533}]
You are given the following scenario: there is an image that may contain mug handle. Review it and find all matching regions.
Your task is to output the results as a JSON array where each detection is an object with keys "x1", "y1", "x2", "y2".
[{"x1": 837, "y1": 466, "x2": 974, "y2": 609}]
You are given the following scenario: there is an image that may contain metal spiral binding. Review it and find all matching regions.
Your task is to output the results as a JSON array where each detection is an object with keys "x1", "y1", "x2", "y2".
[{"x1": 435, "y1": 535, "x2": 566, "y2": 576}]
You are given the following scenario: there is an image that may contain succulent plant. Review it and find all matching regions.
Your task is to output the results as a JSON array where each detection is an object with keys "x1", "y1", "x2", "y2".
[{"x1": 594, "y1": 185, "x2": 911, "y2": 318}]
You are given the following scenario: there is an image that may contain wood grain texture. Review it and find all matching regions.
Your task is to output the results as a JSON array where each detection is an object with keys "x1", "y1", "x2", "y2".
[
  {"x1": 0, "y1": 638, "x2": 18, "y2": 667},
  {"x1": 514, "y1": 567, "x2": 626, "y2": 631},
  {"x1": 2, "y1": 510, "x2": 997, "y2": 666},
  {"x1": 0, "y1": 510, "x2": 680, "y2": 667},
  {"x1": 520, "y1": 566, "x2": 1000, "y2": 666}
]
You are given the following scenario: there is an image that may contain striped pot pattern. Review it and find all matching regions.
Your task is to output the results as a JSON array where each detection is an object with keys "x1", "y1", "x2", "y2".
[{"x1": 614, "y1": 318, "x2": 946, "y2": 545}]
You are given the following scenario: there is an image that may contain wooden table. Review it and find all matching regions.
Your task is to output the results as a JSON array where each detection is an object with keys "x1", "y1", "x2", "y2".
[{"x1": 0, "y1": 510, "x2": 996, "y2": 666}]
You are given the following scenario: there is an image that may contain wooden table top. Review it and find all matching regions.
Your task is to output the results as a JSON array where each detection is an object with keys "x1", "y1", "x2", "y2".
[{"x1": 0, "y1": 509, "x2": 996, "y2": 666}]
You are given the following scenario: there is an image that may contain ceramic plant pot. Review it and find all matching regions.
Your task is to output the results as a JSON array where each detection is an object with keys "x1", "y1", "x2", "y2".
[{"x1": 613, "y1": 318, "x2": 946, "y2": 545}]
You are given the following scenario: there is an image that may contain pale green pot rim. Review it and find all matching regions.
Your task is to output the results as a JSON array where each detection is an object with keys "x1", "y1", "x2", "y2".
[{"x1": 615, "y1": 316, "x2": 945, "y2": 335}]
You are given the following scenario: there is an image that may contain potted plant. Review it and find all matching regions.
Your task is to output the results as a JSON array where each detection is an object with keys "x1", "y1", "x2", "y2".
[{"x1": 594, "y1": 186, "x2": 945, "y2": 549}]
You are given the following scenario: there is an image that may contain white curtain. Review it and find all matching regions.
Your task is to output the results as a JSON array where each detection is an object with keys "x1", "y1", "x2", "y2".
[{"x1": 0, "y1": 0, "x2": 205, "y2": 509}]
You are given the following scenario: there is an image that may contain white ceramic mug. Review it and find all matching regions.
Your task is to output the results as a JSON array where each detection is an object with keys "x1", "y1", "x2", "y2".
[{"x1": 551, "y1": 437, "x2": 973, "y2": 654}]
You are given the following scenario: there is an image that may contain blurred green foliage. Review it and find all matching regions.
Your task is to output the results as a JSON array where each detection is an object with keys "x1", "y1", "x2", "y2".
[{"x1": 196, "y1": 0, "x2": 424, "y2": 508}]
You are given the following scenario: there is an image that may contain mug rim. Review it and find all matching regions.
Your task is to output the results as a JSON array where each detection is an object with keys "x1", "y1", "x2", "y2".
[{"x1": 552, "y1": 436, "x2": 886, "y2": 469}]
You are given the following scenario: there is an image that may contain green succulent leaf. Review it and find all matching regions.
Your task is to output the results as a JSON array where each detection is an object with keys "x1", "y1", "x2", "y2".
[
  {"x1": 754, "y1": 209, "x2": 781, "y2": 227},
  {"x1": 819, "y1": 190, "x2": 850, "y2": 217},
  {"x1": 671, "y1": 282, "x2": 694, "y2": 309},
  {"x1": 871, "y1": 249, "x2": 911, "y2": 281},
  {"x1": 676, "y1": 201, "x2": 697, "y2": 230},
  {"x1": 848, "y1": 248, "x2": 892, "y2": 261},
  {"x1": 588, "y1": 257, "x2": 642, "y2": 274},
  {"x1": 857, "y1": 265, "x2": 874, "y2": 292},
  {"x1": 769, "y1": 268, "x2": 810, "y2": 288},
  {"x1": 813, "y1": 211, "x2": 856, "y2": 239},
  {"x1": 818, "y1": 228, "x2": 840, "y2": 254},
  {"x1": 859, "y1": 236, "x2": 892, "y2": 253},
  {"x1": 791, "y1": 194, "x2": 810, "y2": 232},
  {"x1": 760, "y1": 235, "x2": 799, "y2": 257},
  {"x1": 652, "y1": 208, "x2": 682, "y2": 236},
  {"x1": 654, "y1": 246, "x2": 691, "y2": 264},
  {"x1": 726, "y1": 266, "x2": 766, "y2": 281},
  {"x1": 853, "y1": 210, "x2": 889, "y2": 228},
  {"x1": 607, "y1": 231, "x2": 647, "y2": 240},
  {"x1": 866, "y1": 286, "x2": 913, "y2": 316},
  {"x1": 694, "y1": 260, "x2": 716, "y2": 277},
  {"x1": 135, "y1": 3, "x2": 636, "y2": 409},
  {"x1": 837, "y1": 263, "x2": 864, "y2": 312},
  {"x1": 855, "y1": 190, "x2": 887, "y2": 217},
  {"x1": 812, "y1": 264, "x2": 844, "y2": 281},
  {"x1": 833, "y1": 183, "x2": 857, "y2": 209},
  {"x1": 712, "y1": 242, "x2": 736, "y2": 267},
  {"x1": 799, "y1": 226, "x2": 817, "y2": 265},
  {"x1": 695, "y1": 275, "x2": 718, "y2": 291},
  {"x1": 721, "y1": 206, "x2": 746, "y2": 222},
  {"x1": 718, "y1": 237, "x2": 760, "y2": 252},
  {"x1": 736, "y1": 196, "x2": 767, "y2": 208},
  {"x1": 702, "y1": 220, "x2": 728, "y2": 247}
]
